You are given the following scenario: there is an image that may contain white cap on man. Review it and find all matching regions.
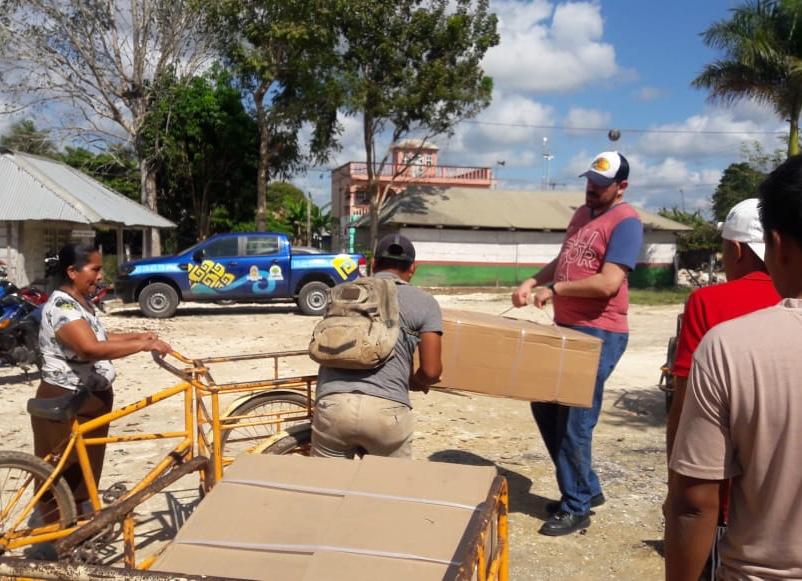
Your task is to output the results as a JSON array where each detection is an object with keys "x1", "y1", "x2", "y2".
[
  {"x1": 579, "y1": 151, "x2": 629, "y2": 187},
  {"x1": 719, "y1": 198, "x2": 765, "y2": 261}
]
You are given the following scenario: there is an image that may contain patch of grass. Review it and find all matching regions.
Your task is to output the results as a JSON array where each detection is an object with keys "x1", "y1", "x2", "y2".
[{"x1": 629, "y1": 287, "x2": 692, "y2": 305}]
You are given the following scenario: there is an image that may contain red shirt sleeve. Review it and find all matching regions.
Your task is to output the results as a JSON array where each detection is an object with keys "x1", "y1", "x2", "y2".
[{"x1": 672, "y1": 291, "x2": 708, "y2": 378}]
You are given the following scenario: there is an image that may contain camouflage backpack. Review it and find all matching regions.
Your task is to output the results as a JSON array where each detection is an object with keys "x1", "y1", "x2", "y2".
[{"x1": 308, "y1": 276, "x2": 401, "y2": 369}]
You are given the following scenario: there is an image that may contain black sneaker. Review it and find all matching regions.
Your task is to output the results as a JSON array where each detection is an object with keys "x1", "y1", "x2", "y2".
[
  {"x1": 545, "y1": 492, "x2": 605, "y2": 515},
  {"x1": 538, "y1": 510, "x2": 591, "y2": 537}
]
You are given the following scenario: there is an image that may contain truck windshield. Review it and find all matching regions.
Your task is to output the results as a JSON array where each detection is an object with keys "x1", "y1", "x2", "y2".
[{"x1": 177, "y1": 240, "x2": 205, "y2": 256}]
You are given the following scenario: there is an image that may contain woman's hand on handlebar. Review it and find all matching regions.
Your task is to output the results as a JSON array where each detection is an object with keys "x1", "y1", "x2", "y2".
[{"x1": 145, "y1": 339, "x2": 172, "y2": 354}]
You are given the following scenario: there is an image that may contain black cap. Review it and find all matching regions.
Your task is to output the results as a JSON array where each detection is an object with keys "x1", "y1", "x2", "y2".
[{"x1": 375, "y1": 233, "x2": 415, "y2": 263}]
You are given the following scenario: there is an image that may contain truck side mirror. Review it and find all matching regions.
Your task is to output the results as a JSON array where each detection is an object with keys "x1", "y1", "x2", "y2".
[{"x1": 192, "y1": 250, "x2": 204, "y2": 262}]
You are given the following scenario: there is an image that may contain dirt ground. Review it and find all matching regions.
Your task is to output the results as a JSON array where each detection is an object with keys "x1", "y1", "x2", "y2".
[{"x1": 0, "y1": 290, "x2": 678, "y2": 579}]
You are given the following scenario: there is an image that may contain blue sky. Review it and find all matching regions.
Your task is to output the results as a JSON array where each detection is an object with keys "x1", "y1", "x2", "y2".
[
  {"x1": 306, "y1": 0, "x2": 787, "y2": 214},
  {"x1": 1, "y1": 0, "x2": 785, "y2": 216}
]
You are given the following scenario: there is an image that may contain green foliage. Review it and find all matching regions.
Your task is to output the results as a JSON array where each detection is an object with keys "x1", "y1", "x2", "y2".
[
  {"x1": 60, "y1": 146, "x2": 141, "y2": 201},
  {"x1": 0, "y1": 119, "x2": 56, "y2": 156},
  {"x1": 139, "y1": 69, "x2": 260, "y2": 249},
  {"x1": 337, "y1": 0, "x2": 499, "y2": 248},
  {"x1": 338, "y1": 0, "x2": 498, "y2": 138},
  {"x1": 659, "y1": 207, "x2": 722, "y2": 252},
  {"x1": 693, "y1": 0, "x2": 802, "y2": 156},
  {"x1": 711, "y1": 162, "x2": 765, "y2": 221},
  {"x1": 200, "y1": 0, "x2": 342, "y2": 229}
]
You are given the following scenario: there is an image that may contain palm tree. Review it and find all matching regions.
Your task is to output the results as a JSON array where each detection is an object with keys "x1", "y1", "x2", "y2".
[{"x1": 693, "y1": 0, "x2": 802, "y2": 156}]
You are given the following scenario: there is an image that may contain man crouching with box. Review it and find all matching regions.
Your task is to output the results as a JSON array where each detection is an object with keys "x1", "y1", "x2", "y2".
[{"x1": 511, "y1": 151, "x2": 643, "y2": 536}]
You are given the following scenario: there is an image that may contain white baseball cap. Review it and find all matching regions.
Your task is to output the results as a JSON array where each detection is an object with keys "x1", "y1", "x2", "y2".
[
  {"x1": 719, "y1": 198, "x2": 765, "y2": 261},
  {"x1": 579, "y1": 151, "x2": 629, "y2": 187}
]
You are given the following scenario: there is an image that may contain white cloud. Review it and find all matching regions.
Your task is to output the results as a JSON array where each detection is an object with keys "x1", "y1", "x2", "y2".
[
  {"x1": 636, "y1": 103, "x2": 785, "y2": 159},
  {"x1": 483, "y1": 0, "x2": 619, "y2": 93},
  {"x1": 439, "y1": 92, "x2": 555, "y2": 167},
  {"x1": 563, "y1": 107, "x2": 611, "y2": 132},
  {"x1": 563, "y1": 149, "x2": 723, "y2": 212}
]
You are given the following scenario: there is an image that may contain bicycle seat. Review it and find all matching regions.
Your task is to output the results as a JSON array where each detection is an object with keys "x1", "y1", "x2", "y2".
[{"x1": 27, "y1": 390, "x2": 89, "y2": 422}]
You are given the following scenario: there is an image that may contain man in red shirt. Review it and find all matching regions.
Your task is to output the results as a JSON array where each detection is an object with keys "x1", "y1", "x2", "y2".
[
  {"x1": 667, "y1": 198, "x2": 780, "y2": 456},
  {"x1": 665, "y1": 198, "x2": 780, "y2": 577}
]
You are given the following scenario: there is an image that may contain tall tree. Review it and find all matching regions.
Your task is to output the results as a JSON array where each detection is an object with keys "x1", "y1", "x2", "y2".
[
  {"x1": 693, "y1": 0, "x2": 802, "y2": 157},
  {"x1": 0, "y1": 0, "x2": 213, "y2": 256},
  {"x1": 201, "y1": 0, "x2": 341, "y2": 231},
  {"x1": 712, "y1": 162, "x2": 766, "y2": 220},
  {"x1": 658, "y1": 208, "x2": 722, "y2": 253},
  {"x1": 60, "y1": 146, "x2": 141, "y2": 201},
  {"x1": 338, "y1": 0, "x2": 499, "y2": 251},
  {"x1": 139, "y1": 70, "x2": 259, "y2": 244},
  {"x1": 0, "y1": 119, "x2": 56, "y2": 156}
]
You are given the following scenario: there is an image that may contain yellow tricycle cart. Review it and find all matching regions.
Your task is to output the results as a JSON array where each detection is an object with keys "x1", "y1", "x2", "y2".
[{"x1": 0, "y1": 349, "x2": 508, "y2": 580}]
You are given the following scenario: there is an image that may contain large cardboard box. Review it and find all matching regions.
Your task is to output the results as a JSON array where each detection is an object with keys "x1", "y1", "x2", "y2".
[
  {"x1": 152, "y1": 454, "x2": 499, "y2": 580},
  {"x1": 433, "y1": 309, "x2": 602, "y2": 407}
]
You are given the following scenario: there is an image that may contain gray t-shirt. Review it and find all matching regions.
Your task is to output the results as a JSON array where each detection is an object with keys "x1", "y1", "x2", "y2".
[{"x1": 316, "y1": 272, "x2": 442, "y2": 407}]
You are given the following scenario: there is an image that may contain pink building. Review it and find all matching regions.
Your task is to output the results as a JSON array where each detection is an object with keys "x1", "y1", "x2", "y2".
[{"x1": 330, "y1": 139, "x2": 493, "y2": 250}]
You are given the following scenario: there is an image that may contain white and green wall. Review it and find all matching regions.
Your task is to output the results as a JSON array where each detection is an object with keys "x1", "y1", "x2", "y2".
[{"x1": 397, "y1": 227, "x2": 677, "y2": 288}]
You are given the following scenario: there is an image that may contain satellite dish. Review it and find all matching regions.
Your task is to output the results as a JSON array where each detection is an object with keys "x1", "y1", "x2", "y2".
[{"x1": 608, "y1": 129, "x2": 621, "y2": 141}]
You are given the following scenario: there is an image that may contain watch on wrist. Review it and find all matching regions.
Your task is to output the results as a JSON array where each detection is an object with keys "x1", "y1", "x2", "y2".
[{"x1": 547, "y1": 281, "x2": 558, "y2": 295}]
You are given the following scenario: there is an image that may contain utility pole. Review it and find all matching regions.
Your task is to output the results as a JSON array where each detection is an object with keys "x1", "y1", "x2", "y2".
[
  {"x1": 679, "y1": 188, "x2": 686, "y2": 213},
  {"x1": 542, "y1": 137, "x2": 554, "y2": 190},
  {"x1": 306, "y1": 193, "x2": 312, "y2": 246}
]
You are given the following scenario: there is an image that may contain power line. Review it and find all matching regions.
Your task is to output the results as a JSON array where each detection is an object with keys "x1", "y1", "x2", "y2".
[{"x1": 459, "y1": 119, "x2": 786, "y2": 136}]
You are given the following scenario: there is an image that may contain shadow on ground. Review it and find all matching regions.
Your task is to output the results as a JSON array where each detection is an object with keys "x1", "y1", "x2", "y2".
[
  {"x1": 90, "y1": 487, "x2": 202, "y2": 566},
  {"x1": 0, "y1": 369, "x2": 40, "y2": 386},
  {"x1": 643, "y1": 539, "x2": 664, "y2": 557},
  {"x1": 110, "y1": 304, "x2": 300, "y2": 319},
  {"x1": 429, "y1": 449, "x2": 554, "y2": 521},
  {"x1": 605, "y1": 387, "x2": 668, "y2": 430}
]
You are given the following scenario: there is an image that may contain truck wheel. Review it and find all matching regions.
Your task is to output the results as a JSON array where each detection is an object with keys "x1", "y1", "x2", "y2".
[
  {"x1": 297, "y1": 282, "x2": 329, "y2": 316},
  {"x1": 139, "y1": 283, "x2": 179, "y2": 318}
]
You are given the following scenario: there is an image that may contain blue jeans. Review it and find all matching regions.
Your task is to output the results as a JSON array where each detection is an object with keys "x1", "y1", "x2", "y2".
[{"x1": 531, "y1": 325, "x2": 629, "y2": 515}]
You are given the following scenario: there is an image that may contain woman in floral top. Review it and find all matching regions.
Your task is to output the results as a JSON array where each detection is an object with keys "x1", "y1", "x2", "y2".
[{"x1": 32, "y1": 243, "x2": 171, "y2": 522}]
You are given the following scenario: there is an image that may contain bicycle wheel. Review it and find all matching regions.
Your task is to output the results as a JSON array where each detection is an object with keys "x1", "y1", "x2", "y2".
[
  {"x1": 0, "y1": 450, "x2": 77, "y2": 555},
  {"x1": 219, "y1": 391, "x2": 310, "y2": 460},
  {"x1": 258, "y1": 425, "x2": 312, "y2": 456}
]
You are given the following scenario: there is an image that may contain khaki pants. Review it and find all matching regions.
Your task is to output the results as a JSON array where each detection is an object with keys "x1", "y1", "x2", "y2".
[
  {"x1": 30, "y1": 381, "x2": 114, "y2": 518},
  {"x1": 311, "y1": 393, "x2": 413, "y2": 459}
]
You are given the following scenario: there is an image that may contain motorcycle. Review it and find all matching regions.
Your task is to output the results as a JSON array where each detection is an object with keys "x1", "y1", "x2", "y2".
[
  {"x1": 0, "y1": 263, "x2": 43, "y2": 373},
  {"x1": 0, "y1": 291, "x2": 42, "y2": 372}
]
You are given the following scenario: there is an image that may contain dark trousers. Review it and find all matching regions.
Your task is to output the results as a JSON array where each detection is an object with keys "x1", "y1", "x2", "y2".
[
  {"x1": 31, "y1": 381, "x2": 114, "y2": 517},
  {"x1": 531, "y1": 325, "x2": 628, "y2": 514}
]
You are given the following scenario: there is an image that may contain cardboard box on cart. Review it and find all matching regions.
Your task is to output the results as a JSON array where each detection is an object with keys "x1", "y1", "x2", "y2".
[
  {"x1": 152, "y1": 454, "x2": 502, "y2": 580},
  {"x1": 432, "y1": 309, "x2": 603, "y2": 407}
]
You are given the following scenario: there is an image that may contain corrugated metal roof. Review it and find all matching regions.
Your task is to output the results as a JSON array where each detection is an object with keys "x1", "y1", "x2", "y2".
[
  {"x1": 0, "y1": 150, "x2": 174, "y2": 228},
  {"x1": 364, "y1": 187, "x2": 691, "y2": 232}
]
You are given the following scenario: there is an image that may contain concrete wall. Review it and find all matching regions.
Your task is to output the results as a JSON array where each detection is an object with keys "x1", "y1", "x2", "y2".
[
  {"x1": 0, "y1": 221, "x2": 22, "y2": 284},
  {"x1": 398, "y1": 227, "x2": 677, "y2": 288},
  {"x1": 0, "y1": 221, "x2": 93, "y2": 286}
]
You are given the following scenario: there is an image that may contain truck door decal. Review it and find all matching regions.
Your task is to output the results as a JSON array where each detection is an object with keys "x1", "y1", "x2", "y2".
[
  {"x1": 332, "y1": 254, "x2": 357, "y2": 280},
  {"x1": 188, "y1": 260, "x2": 236, "y2": 289},
  {"x1": 189, "y1": 259, "x2": 279, "y2": 295}
]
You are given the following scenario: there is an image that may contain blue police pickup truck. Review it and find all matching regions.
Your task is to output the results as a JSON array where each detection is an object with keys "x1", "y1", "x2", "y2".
[{"x1": 114, "y1": 232, "x2": 365, "y2": 318}]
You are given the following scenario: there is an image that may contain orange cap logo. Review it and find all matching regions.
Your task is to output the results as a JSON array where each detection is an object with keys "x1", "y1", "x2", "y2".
[{"x1": 592, "y1": 157, "x2": 610, "y2": 172}]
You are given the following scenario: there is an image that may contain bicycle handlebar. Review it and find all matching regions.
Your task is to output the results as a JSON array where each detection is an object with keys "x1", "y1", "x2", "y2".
[{"x1": 151, "y1": 350, "x2": 195, "y2": 381}]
